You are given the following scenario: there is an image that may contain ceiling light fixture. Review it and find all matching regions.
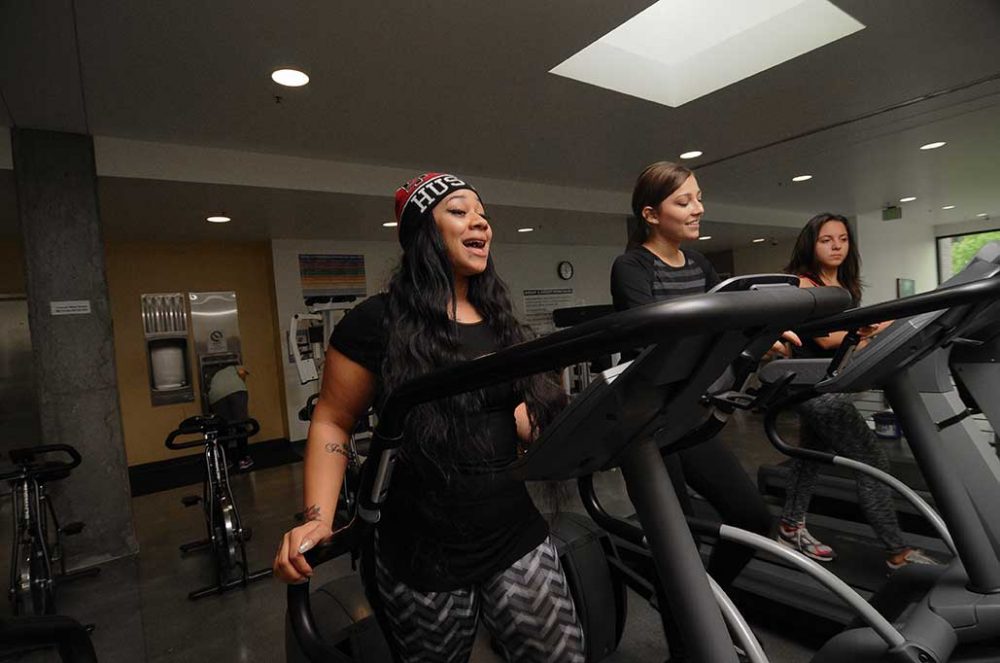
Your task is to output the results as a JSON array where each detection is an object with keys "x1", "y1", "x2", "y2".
[
  {"x1": 978, "y1": 213, "x2": 989, "y2": 218},
  {"x1": 680, "y1": 150, "x2": 703, "y2": 159},
  {"x1": 752, "y1": 238, "x2": 766, "y2": 243},
  {"x1": 271, "y1": 68, "x2": 310, "y2": 87},
  {"x1": 382, "y1": 221, "x2": 398, "y2": 227},
  {"x1": 517, "y1": 227, "x2": 534, "y2": 233},
  {"x1": 920, "y1": 141, "x2": 946, "y2": 150},
  {"x1": 941, "y1": 205, "x2": 956, "y2": 210},
  {"x1": 792, "y1": 175, "x2": 813, "y2": 182},
  {"x1": 698, "y1": 235, "x2": 712, "y2": 241},
  {"x1": 899, "y1": 196, "x2": 917, "y2": 203},
  {"x1": 206, "y1": 216, "x2": 231, "y2": 223}
]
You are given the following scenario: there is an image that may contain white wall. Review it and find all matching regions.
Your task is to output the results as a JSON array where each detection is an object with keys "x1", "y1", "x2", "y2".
[
  {"x1": 934, "y1": 217, "x2": 999, "y2": 238},
  {"x1": 272, "y1": 238, "x2": 622, "y2": 439},
  {"x1": 732, "y1": 240, "x2": 795, "y2": 277},
  {"x1": 856, "y1": 212, "x2": 937, "y2": 304}
]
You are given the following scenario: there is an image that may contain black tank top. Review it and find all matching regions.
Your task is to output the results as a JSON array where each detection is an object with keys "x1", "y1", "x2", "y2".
[{"x1": 793, "y1": 276, "x2": 860, "y2": 359}]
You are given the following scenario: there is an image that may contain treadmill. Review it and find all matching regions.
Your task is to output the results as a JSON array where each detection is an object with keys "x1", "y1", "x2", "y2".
[
  {"x1": 719, "y1": 243, "x2": 1000, "y2": 628},
  {"x1": 287, "y1": 276, "x2": 852, "y2": 663}
]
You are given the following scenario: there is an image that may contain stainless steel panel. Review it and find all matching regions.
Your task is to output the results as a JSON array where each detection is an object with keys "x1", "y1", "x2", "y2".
[
  {"x1": 189, "y1": 291, "x2": 242, "y2": 359},
  {"x1": 0, "y1": 296, "x2": 42, "y2": 457},
  {"x1": 189, "y1": 291, "x2": 243, "y2": 411},
  {"x1": 140, "y1": 293, "x2": 187, "y2": 336},
  {"x1": 140, "y1": 292, "x2": 193, "y2": 405}
]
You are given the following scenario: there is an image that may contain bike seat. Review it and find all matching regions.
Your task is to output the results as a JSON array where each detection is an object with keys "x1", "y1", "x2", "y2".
[{"x1": 32, "y1": 463, "x2": 73, "y2": 482}]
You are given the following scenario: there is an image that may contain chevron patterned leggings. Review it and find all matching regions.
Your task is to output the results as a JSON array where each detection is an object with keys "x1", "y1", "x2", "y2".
[{"x1": 369, "y1": 535, "x2": 586, "y2": 663}]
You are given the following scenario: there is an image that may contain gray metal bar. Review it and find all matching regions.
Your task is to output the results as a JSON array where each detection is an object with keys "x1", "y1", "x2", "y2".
[
  {"x1": 831, "y1": 455, "x2": 957, "y2": 555},
  {"x1": 884, "y1": 371, "x2": 1000, "y2": 592},
  {"x1": 718, "y1": 525, "x2": 907, "y2": 649},
  {"x1": 621, "y1": 438, "x2": 739, "y2": 663},
  {"x1": 708, "y1": 575, "x2": 768, "y2": 663}
]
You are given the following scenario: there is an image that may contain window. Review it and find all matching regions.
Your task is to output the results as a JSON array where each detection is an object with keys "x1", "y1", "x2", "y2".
[{"x1": 937, "y1": 229, "x2": 1000, "y2": 282}]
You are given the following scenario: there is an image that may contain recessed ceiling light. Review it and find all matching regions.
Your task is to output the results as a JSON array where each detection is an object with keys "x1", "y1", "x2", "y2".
[
  {"x1": 206, "y1": 215, "x2": 231, "y2": 223},
  {"x1": 941, "y1": 205, "x2": 956, "y2": 210},
  {"x1": 271, "y1": 68, "x2": 310, "y2": 87},
  {"x1": 752, "y1": 238, "x2": 766, "y2": 243},
  {"x1": 978, "y1": 213, "x2": 989, "y2": 218},
  {"x1": 698, "y1": 235, "x2": 712, "y2": 241},
  {"x1": 517, "y1": 227, "x2": 534, "y2": 233},
  {"x1": 549, "y1": 0, "x2": 864, "y2": 108},
  {"x1": 899, "y1": 196, "x2": 917, "y2": 203},
  {"x1": 382, "y1": 221, "x2": 398, "y2": 227},
  {"x1": 920, "y1": 141, "x2": 946, "y2": 150},
  {"x1": 680, "y1": 150, "x2": 703, "y2": 159},
  {"x1": 792, "y1": 175, "x2": 813, "y2": 182}
]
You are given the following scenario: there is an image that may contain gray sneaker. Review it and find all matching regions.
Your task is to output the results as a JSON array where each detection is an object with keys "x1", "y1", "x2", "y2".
[
  {"x1": 887, "y1": 548, "x2": 939, "y2": 570},
  {"x1": 777, "y1": 524, "x2": 837, "y2": 562}
]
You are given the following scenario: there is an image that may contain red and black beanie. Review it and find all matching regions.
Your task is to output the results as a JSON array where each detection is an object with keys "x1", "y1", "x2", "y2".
[{"x1": 393, "y1": 173, "x2": 479, "y2": 247}]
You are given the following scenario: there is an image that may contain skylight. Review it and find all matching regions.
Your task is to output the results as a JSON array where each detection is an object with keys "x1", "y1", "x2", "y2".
[{"x1": 549, "y1": 0, "x2": 864, "y2": 107}]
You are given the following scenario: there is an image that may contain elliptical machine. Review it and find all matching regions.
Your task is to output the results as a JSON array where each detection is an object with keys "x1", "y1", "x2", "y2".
[{"x1": 285, "y1": 276, "x2": 852, "y2": 663}]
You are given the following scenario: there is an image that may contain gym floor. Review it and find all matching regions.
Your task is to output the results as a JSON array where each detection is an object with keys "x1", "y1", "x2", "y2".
[{"x1": 2, "y1": 411, "x2": 824, "y2": 662}]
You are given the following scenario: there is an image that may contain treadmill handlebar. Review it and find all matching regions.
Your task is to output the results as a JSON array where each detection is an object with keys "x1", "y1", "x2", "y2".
[
  {"x1": 289, "y1": 285, "x2": 851, "y2": 663},
  {"x1": 377, "y1": 286, "x2": 851, "y2": 438},
  {"x1": 795, "y1": 277, "x2": 1000, "y2": 336},
  {"x1": 358, "y1": 286, "x2": 851, "y2": 520}
]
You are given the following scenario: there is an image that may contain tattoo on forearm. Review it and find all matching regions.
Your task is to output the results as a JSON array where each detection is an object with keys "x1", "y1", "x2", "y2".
[
  {"x1": 304, "y1": 505, "x2": 322, "y2": 522},
  {"x1": 324, "y1": 442, "x2": 351, "y2": 460}
]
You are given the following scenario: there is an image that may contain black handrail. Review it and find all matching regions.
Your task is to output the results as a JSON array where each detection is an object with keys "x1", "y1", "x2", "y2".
[
  {"x1": 287, "y1": 284, "x2": 852, "y2": 661},
  {"x1": 794, "y1": 278, "x2": 1000, "y2": 336},
  {"x1": 164, "y1": 417, "x2": 260, "y2": 450},
  {"x1": 1, "y1": 445, "x2": 82, "y2": 481}
]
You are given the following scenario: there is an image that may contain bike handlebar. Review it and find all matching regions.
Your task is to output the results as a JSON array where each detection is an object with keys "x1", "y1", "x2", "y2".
[
  {"x1": 164, "y1": 416, "x2": 261, "y2": 450},
  {"x1": 1, "y1": 444, "x2": 82, "y2": 480}
]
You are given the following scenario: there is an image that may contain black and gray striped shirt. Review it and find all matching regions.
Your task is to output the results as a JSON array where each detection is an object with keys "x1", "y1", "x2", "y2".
[{"x1": 610, "y1": 246, "x2": 720, "y2": 311}]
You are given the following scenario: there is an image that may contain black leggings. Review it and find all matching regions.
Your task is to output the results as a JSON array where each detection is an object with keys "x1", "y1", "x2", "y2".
[
  {"x1": 669, "y1": 437, "x2": 774, "y2": 586},
  {"x1": 659, "y1": 437, "x2": 773, "y2": 657}
]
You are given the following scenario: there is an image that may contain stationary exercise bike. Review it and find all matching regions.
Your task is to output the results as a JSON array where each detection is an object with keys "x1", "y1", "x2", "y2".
[
  {"x1": 165, "y1": 415, "x2": 272, "y2": 600},
  {"x1": 2, "y1": 444, "x2": 98, "y2": 616}
]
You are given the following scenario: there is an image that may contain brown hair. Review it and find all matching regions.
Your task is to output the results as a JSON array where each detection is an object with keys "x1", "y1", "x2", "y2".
[
  {"x1": 784, "y1": 213, "x2": 863, "y2": 303},
  {"x1": 628, "y1": 161, "x2": 694, "y2": 249}
]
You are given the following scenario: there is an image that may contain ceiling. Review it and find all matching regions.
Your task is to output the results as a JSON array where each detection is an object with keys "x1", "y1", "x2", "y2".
[
  {"x1": 0, "y1": 171, "x2": 800, "y2": 251},
  {"x1": 1, "y1": 0, "x2": 999, "y2": 241}
]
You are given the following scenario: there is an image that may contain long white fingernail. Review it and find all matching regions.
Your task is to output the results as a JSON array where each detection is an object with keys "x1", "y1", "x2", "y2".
[{"x1": 298, "y1": 539, "x2": 313, "y2": 554}]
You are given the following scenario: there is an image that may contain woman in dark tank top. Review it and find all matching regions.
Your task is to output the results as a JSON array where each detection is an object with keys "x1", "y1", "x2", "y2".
[
  {"x1": 273, "y1": 173, "x2": 585, "y2": 663},
  {"x1": 610, "y1": 162, "x2": 777, "y2": 661},
  {"x1": 777, "y1": 213, "x2": 938, "y2": 570}
]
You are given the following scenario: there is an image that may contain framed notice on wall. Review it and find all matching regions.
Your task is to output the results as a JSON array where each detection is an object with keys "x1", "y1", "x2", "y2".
[
  {"x1": 896, "y1": 278, "x2": 916, "y2": 298},
  {"x1": 523, "y1": 288, "x2": 574, "y2": 335},
  {"x1": 298, "y1": 254, "x2": 367, "y2": 304}
]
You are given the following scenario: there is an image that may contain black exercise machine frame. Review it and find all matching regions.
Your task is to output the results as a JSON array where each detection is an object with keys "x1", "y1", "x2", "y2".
[
  {"x1": 165, "y1": 415, "x2": 273, "y2": 600},
  {"x1": 575, "y1": 274, "x2": 1000, "y2": 663},
  {"x1": 2, "y1": 444, "x2": 98, "y2": 617},
  {"x1": 288, "y1": 284, "x2": 853, "y2": 663}
]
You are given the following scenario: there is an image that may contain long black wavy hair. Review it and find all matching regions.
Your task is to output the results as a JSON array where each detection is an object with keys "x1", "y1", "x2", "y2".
[
  {"x1": 381, "y1": 204, "x2": 566, "y2": 478},
  {"x1": 784, "y1": 213, "x2": 863, "y2": 303}
]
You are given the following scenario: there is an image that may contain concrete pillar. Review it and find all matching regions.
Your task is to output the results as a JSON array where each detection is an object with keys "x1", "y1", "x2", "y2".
[{"x1": 12, "y1": 128, "x2": 137, "y2": 565}]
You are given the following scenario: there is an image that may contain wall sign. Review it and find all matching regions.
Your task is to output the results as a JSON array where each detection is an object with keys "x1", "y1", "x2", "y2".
[
  {"x1": 299, "y1": 254, "x2": 367, "y2": 303},
  {"x1": 50, "y1": 300, "x2": 92, "y2": 316},
  {"x1": 523, "y1": 288, "x2": 573, "y2": 335}
]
